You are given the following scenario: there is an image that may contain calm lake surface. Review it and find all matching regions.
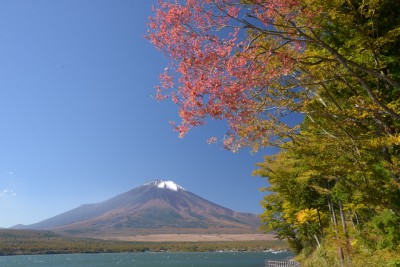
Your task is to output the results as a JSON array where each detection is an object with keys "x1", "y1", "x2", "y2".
[{"x1": 0, "y1": 251, "x2": 294, "y2": 267}]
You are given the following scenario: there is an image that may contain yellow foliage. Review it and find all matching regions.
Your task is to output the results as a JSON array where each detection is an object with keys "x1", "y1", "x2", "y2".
[
  {"x1": 365, "y1": 135, "x2": 400, "y2": 149},
  {"x1": 296, "y1": 208, "x2": 319, "y2": 224}
]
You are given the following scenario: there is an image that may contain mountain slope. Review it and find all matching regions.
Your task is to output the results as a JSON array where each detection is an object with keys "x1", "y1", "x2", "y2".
[{"x1": 14, "y1": 180, "x2": 260, "y2": 236}]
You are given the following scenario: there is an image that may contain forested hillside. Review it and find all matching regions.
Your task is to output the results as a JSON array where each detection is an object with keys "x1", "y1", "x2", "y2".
[
  {"x1": 148, "y1": 0, "x2": 400, "y2": 266},
  {"x1": 0, "y1": 230, "x2": 287, "y2": 255}
]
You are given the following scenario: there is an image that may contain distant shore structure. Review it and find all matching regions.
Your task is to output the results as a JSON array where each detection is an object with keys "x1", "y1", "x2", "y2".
[{"x1": 265, "y1": 259, "x2": 300, "y2": 267}]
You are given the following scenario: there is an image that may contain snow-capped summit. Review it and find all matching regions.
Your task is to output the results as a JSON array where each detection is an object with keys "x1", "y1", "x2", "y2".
[
  {"x1": 156, "y1": 180, "x2": 184, "y2": 191},
  {"x1": 145, "y1": 180, "x2": 185, "y2": 191}
]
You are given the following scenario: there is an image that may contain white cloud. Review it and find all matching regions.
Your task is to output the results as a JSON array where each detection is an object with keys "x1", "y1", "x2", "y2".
[{"x1": 0, "y1": 189, "x2": 17, "y2": 198}]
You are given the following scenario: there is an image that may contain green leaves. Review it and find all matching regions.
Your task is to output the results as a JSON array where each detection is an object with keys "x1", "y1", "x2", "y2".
[
  {"x1": 360, "y1": 209, "x2": 400, "y2": 250},
  {"x1": 256, "y1": 115, "x2": 400, "y2": 264}
]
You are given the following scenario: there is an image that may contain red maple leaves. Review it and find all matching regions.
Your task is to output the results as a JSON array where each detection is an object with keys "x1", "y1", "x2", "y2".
[{"x1": 147, "y1": 0, "x2": 307, "y2": 150}]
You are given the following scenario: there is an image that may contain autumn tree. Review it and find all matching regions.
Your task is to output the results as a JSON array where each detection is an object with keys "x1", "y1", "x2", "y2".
[
  {"x1": 148, "y1": 0, "x2": 400, "y2": 265},
  {"x1": 255, "y1": 116, "x2": 400, "y2": 265},
  {"x1": 148, "y1": 0, "x2": 399, "y2": 150}
]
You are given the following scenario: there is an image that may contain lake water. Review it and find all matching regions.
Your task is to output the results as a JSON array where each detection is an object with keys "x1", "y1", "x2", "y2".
[{"x1": 0, "y1": 251, "x2": 294, "y2": 267}]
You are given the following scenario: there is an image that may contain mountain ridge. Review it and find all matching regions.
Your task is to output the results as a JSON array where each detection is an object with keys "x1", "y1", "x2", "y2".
[{"x1": 13, "y1": 180, "x2": 260, "y2": 237}]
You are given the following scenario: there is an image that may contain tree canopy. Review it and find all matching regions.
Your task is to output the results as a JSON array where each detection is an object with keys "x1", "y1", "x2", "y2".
[
  {"x1": 148, "y1": 0, "x2": 400, "y2": 150},
  {"x1": 148, "y1": 0, "x2": 400, "y2": 265}
]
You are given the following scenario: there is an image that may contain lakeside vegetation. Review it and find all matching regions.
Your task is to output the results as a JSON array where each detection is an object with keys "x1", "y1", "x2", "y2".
[{"x1": 0, "y1": 230, "x2": 288, "y2": 256}]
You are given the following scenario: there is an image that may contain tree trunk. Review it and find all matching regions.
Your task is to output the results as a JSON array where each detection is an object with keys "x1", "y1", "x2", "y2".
[
  {"x1": 314, "y1": 234, "x2": 321, "y2": 247},
  {"x1": 327, "y1": 195, "x2": 345, "y2": 267},
  {"x1": 338, "y1": 200, "x2": 350, "y2": 250}
]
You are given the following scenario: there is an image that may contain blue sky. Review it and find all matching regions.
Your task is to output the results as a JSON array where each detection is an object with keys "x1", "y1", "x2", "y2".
[{"x1": 0, "y1": 0, "x2": 276, "y2": 228}]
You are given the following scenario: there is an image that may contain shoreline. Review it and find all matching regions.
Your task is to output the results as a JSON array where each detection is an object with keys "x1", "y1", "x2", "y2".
[
  {"x1": 1, "y1": 249, "x2": 292, "y2": 257},
  {"x1": 96, "y1": 233, "x2": 277, "y2": 242}
]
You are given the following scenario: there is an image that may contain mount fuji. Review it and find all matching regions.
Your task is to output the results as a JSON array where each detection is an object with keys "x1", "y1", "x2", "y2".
[{"x1": 14, "y1": 180, "x2": 260, "y2": 237}]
